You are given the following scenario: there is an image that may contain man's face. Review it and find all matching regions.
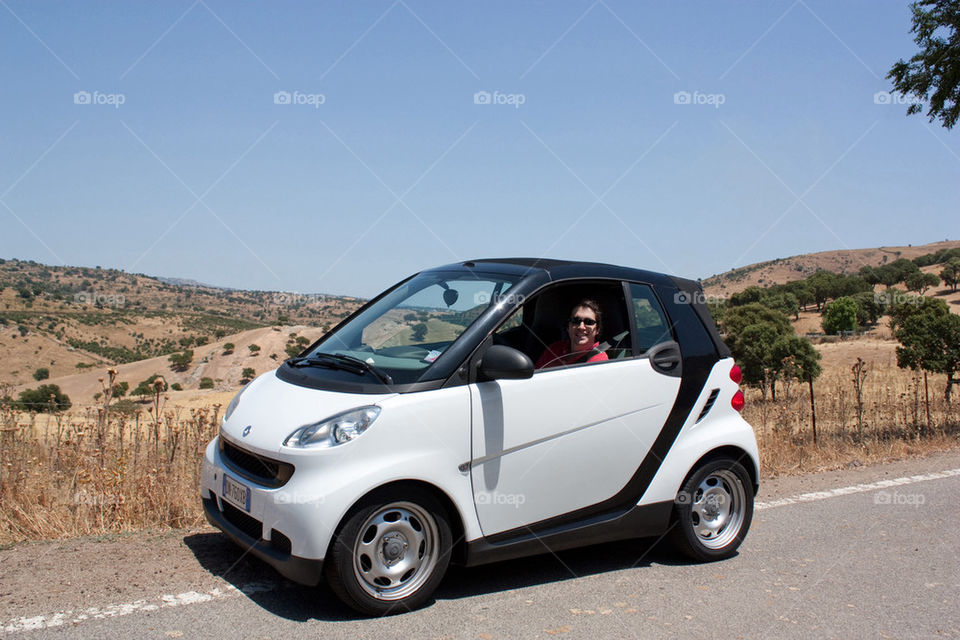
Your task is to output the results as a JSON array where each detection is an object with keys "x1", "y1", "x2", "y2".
[{"x1": 568, "y1": 305, "x2": 599, "y2": 352}]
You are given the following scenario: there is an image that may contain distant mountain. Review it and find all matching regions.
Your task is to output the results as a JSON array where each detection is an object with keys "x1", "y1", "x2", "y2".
[
  {"x1": 154, "y1": 276, "x2": 227, "y2": 289},
  {"x1": 701, "y1": 240, "x2": 960, "y2": 295},
  {"x1": 0, "y1": 258, "x2": 363, "y2": 386}
]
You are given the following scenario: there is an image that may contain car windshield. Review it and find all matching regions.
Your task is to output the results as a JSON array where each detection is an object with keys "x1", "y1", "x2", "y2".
[{"x1": 298, "y1": 271, "x2": 519, "y2": 386}]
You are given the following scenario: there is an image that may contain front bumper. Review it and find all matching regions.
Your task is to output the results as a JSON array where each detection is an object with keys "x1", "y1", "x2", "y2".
[{"x1": 203, "y1": 496, "x2": 324, "y2": 586}]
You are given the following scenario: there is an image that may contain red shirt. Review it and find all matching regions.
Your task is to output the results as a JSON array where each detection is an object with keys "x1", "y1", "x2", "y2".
[{"x1": 535, "y1": 340, "x2": 609, "y2": 369}]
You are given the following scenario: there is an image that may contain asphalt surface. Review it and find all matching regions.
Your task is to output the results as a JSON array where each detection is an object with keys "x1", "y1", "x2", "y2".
[{"x1": 3, "y1": 453, "x2": 960, "y2": 639}]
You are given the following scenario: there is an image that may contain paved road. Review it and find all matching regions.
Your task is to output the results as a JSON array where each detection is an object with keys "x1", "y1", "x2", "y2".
[{"x1": 3, "y1": 453, "x2": 959, "y2": 639}]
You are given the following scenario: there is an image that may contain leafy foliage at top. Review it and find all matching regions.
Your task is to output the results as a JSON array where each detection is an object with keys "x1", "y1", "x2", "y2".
[{"x1": 888, "y1": 0, "x2": 960, "y2": 129}]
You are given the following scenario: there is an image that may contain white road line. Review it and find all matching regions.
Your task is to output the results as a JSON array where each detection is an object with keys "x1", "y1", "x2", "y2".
[
  {"x1": 1, "y1": 581, "x2": 278, "y2": 634},
  {"x1": 5, "y1": 467, "x2": 960, "y2": 633},
  {"x1": 755, "y1": 468, "x2": 960, "y2": 511}
]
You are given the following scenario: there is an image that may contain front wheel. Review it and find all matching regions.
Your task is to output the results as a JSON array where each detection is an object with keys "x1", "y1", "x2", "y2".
[
  {"x1": 670, "y1": 458, "x2": 754, "y2": 562},
  {"x1": 325, "y1": 488, "x2": 452, "y2": 615}
]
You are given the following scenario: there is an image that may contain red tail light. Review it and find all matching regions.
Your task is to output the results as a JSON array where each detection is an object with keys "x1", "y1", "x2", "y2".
[
  {"x1": 730, "y1": 363, "x2": 742, "y2": 384},
  {"x1": 731, "y1": 390, "x2": 745, "y2": 412}
]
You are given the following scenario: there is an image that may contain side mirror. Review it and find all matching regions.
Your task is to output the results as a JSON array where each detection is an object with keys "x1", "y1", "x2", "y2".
[{"x1": 478, "y1": 345, "x2": 534, "y2": 381}]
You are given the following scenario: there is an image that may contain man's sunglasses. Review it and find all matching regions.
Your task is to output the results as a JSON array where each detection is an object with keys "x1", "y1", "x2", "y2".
[{"x1": 569, "y1": 316, "x2": 597, "y2": 327}]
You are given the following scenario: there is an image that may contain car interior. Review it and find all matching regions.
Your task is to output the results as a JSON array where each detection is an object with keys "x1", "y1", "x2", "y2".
[{"x1": 493, "y1": 281, "x2": 634, "y2": 365}]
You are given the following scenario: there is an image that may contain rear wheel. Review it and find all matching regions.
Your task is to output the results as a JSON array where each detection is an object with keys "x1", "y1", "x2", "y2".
[
  {"x1": 670, "y1": 458, "x2": 754, "y2": 562},
  {"x1": 325, "y1": 488, "x2": 452, "y2": 615}
]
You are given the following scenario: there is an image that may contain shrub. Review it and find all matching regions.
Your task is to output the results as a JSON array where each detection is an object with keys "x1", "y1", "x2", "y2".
[
  {"x1": 168, "y1": 350, "x2": 194, "y2": 372},
  {"x1": 133, "y1": 374, "x2": 168, "y2": 398},
  {"x1": 241, "y1": 367, "x2": 256, "y2": 383},
  {"x1": 33, "y1": 367, "x2": 50, "y2": 381},
  {"x1": 170, "y1": 383, "x2": 183, "y2": 391},
  {"x1": 16, "y1": 384, "x2": 71, "y2": 413},
  {"x1": 822, "y1": 297, "x2": 859, "y2": 334},
  {"x1": 199, "y1": 377, "x2": 214, "y2": 389},
  {"x1": 248, "y1": 344, "x2": 261, "y2": 354}
]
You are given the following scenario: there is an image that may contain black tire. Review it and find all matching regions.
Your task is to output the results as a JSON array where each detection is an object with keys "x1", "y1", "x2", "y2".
[
  {"x1": 669, "y1": 458, "x2": 754, "y2": 562},
  {"x1": 325, "y1": 488, "x2": 452, "y2": 616}
]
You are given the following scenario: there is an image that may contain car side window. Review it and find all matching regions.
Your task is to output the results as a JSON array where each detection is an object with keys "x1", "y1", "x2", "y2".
[{"x1": 629, "y1": 283, "x2": 672, "y2": 355}]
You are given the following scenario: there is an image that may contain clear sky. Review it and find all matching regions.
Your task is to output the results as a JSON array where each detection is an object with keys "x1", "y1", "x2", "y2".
[{"x1": 1, "y1": 1, "x2": 956, "y2": 298}]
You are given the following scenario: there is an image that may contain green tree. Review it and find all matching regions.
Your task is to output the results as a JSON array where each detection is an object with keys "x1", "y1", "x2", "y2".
[
  {"x1": 905, "y1": 271, "x2": 940, "y2": 293},
  {"x1": 736, "y1": 322, "x2": 783, "y2": 397},
  {"x1": 248, "y1": 344, "x2": 261, "y2": 354},
  {"x1": 850, "y1": 291, "x2": 883, "y2": 327},
  {"x1": 939, "y1": 258, "x2": 960, "y2": 291},
  {"x1": 888, "y1": 0, "x2": 960, "y2": 129},
  {"x1": 807, "y1": 270, "x2": 841, "y2": 311},
  {"x1": 222, "y1": 342, "x2": 235, "y2": 355},
  {"x1": 241, "y1": 367, "x2": 256, "y2": 383},
  {"x1": 771, "y1": 334, "x2": 824, "y2": 442},
  {"x1": 168, "y1": 349, "x2": 193, "y2": 372},
  {"x1": 894, "y1": 303, "x2": 960, "y2": 403},
  {"x1": 822, "y1": 297, "x2": 859, "y2": 334},
  {"x1": 33, "y1": 367, "x2": 50, "y2": 381},
  {"x1": 411, "y1": 323, "x2": 428, "y2": 342},
  {"x1": 16, "y1": 384, "x2": 71, "y2": 413},
  {"x1": 720, "y1": 303, "x2": 793, "y2": 342},
  {"x1": 721, "y1": 304, "x2": 794, "y2": 399},
  {"x1": 199, "y1": 377, "x2": 215, "y2": 389}
]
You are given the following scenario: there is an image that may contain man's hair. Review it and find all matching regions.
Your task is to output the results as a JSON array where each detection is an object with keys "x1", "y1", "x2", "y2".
[{"x1": 570, "y1": 298, "x2": 603, "y2": 336}]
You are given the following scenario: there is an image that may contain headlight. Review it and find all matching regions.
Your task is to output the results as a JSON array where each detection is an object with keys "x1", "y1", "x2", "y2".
[
  {"x1": 283, "y1": 406, "x2": 381, "y2": 448},
  {"x1": 224, "y1": 384, "x2": 250, "y2": 422}
]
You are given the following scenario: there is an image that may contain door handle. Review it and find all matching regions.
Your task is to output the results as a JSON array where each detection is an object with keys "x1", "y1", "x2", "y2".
[{"x1": 648, "y1": 341, "x2": 682, "y2": 377}]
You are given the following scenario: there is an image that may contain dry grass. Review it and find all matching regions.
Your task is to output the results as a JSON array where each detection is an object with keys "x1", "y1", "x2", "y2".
[
  {"x1": 0, "y1": 399, "x2": 219, "y2": 546},
  {"x1": 746, "y1": 348, "x2": 960, "y2": 477},
  {"x1": 2, "y1": 341, "x2": 958, "y2": 545}
]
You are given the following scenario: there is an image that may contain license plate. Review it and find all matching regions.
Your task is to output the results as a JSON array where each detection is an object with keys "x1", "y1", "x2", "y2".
[{"x1": 222, "y1": 474, "x2": 251, "y2": 512}]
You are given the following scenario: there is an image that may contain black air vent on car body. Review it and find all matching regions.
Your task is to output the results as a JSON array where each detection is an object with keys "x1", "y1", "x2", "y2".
[
  {"x1": 696, "y1": 388, "x2": 721, "y2": 423},
  {"x1": 220, "y1": 500, "x2": 263, "y2": 541},
  {"x1": 220, "y1": 438, "x2": 294, "y2": 488}
]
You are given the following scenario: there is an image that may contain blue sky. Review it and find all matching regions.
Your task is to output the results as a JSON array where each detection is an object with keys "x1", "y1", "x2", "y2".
[{"x1": 1, "y1": 1, "x2": 956, "y2": 298}]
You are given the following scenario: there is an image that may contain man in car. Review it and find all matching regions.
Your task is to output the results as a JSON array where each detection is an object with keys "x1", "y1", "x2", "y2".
[{"x1": 535, "y1": 299, "x2": 610, "y2": 369}]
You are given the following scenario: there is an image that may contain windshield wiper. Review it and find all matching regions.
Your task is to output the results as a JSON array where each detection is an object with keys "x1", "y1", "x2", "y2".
[{"x1": 288, "y1": 353, "x2": 393, "y2": 385}]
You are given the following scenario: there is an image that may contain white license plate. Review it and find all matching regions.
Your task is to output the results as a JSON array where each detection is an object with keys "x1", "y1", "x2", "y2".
[{"x1": 222, "y1": 474, "x2": 251, "y2": 512}]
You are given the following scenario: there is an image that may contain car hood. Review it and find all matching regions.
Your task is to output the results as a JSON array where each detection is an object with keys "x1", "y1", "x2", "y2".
[{"x1": 220, "y1": 370, "x2": 397, "y2": 454}]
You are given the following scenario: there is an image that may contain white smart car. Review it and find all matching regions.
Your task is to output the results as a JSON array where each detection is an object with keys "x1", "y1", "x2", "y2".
[{"x1": 201, "y1": 258, "x2": 759, "y2": 615}]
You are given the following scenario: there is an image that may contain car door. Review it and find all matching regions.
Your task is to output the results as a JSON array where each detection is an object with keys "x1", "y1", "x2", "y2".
[{"x1": 468, "y1": 283, "x2": 682, "y2": 536}]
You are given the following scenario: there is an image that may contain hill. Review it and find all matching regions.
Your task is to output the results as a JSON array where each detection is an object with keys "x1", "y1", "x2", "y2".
[
  {"x1": 702, "y1": 239, "x2": 960, "y2": 296},
  {"x1": 0, "y1": 258, "x2": 363, "y2": 387}
]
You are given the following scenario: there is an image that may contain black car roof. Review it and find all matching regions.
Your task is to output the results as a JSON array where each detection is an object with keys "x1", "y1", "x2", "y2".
[{"x1": 427, "y1": 258, "x2": 685, "y2": 288}]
